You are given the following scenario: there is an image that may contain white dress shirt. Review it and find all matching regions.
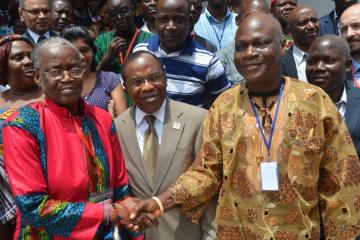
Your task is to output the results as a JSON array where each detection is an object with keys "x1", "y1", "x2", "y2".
[
  {"x1": 27, "y1": 29, "x2": 50, "y2": 44},
  {"x1": 335, "y1": 87, "x2": 347, "y2": 119},
  {"x1": 135, "y1": 99, "x2": 166, "y2": 155},
  {"x1": 292, "y1": 45, "x2": 308, "y2": 82}
]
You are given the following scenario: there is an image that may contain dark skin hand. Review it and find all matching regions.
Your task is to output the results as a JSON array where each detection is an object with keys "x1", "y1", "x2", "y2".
[
  {"x1": 96, "y1": 37, "x2": 127, "y2": 71},
  {"x1": 126, "y1": 191, "x2": 180, "y2": 232},
  {"x1": 103, "y1": 197, "x2": 160, "y2": 231}
]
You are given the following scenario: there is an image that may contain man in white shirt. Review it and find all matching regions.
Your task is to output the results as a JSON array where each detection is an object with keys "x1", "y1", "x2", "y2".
[
  {"x1": 19, "y1": 0, "x2": 57, "y2": 45},
  {"x1": 140, "y1": 0, "x2": 157, "y2": 34},
  {"x1": 306, "y1": 34, "x2": 360, "y2": 157},
  {"x1": 281, "y1": 5, "x2": 319, "y2": 82},
  {"x1": 114, "y1": 50, "x2": 216, "y2": 240}
]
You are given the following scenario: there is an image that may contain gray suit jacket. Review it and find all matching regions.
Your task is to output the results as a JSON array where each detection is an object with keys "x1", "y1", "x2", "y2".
[
  {"x1": 115, "y1": 99, "x2": 216, "y2": 240},
  {"x1": 216, "y1": 40, "x2": 244, "y2": 85}
]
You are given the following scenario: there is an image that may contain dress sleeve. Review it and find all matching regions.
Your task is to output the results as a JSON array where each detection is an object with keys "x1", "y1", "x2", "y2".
[
  {"x1": 168, "y1": 102, "x2": 223, "y2": 223},
  {"x1": 3, "y1": 121, "x2": 104, "y2": 239},
  {"x1": 318, "y1": 94, "x2": 360, "y2": 239},
  {"x1": 103, "y1": 72, "x2": 121, "y2": 95}
]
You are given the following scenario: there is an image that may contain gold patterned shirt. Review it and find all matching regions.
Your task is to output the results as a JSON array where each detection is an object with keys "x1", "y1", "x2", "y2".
[{"x1": 169, "y1": 77, "x2": 360, "y2": 240}]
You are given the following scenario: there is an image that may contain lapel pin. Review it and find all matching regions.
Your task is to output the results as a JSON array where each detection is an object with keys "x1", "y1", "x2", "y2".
[{"x1": 173, "y1": 122, "x2": 181, "y2": 130}]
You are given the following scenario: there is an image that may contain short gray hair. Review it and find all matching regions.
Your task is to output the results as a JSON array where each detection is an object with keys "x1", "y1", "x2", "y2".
[
  {"x1": 19, "y1": 0, "x2": 51, "y2": 8},
  {"x1": 32, "y1": 37, "x2": 81, "y2": 69}
]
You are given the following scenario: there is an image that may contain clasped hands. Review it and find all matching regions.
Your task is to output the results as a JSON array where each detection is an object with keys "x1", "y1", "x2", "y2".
[{"x1": 107, "y1": 197, "x2": 162, "y2": 232}]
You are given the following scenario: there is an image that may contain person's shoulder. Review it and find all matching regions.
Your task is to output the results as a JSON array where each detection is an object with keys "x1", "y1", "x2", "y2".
[
  {"x1": 95, "y1": 31, "x2": 114, "y2": 43},
  {"x1": 216, "y1": 41, "x2": 234, "y2": 57},
  {"x1": 139, "y1": 30, "x2": 153, "y2": 39},
  {"x1": 3, "y1": 101, "x2": 43, "y2": 129},
  {"x1": 170, "y1": 99, "x2": 207, "y2": 116},
  {"x1": 319, "y1": 11, "x2": 333, "y2": 23},
  {"x1": 285, "y1": 77, "x2": 330, "y2": 100},
  {"x1": 114, "y1": 107, "x2": 134, "y2": 127},
  {"x1": 133, "y1": 34, "x2": 155, "y2": 51},
  {"x1": 98, "y1": 71, "x2": 120, "y2": 80}
]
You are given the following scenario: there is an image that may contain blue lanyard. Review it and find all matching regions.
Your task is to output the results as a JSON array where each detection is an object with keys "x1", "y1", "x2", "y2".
[
  {"x1": 209, "y1": 16, "x2": 228, "y2": 49},
  {"x1": 248, "y1": 84, "x2": 283, "y2": 158}
]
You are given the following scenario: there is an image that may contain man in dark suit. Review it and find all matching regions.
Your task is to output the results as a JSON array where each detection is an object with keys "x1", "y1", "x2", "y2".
[
  {"x1": 319, "y1": 0, "x2": 357, "y2": 36},
  {"x1": 115, "y1": 50, "x2": 216, "y2": 240},
  {"x1": 306, "y1": 34, "x2": 360, "y2": 157},
  {"x1": 281, "y1": 5, "x2": 319, "y2": 82},
  {"x1": 18, "y1": 0, "x2": 57, "y2": 45}
]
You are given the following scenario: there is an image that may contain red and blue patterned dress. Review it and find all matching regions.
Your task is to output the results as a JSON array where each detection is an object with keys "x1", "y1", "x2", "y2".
[{"x1": 3, "y1": 97, "x2": 142, "y2": 240}]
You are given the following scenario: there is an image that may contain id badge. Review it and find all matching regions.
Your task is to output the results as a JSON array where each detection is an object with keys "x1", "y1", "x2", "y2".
[
  {"x1": 260, "y1": 162, "x2": 279, "y2": 191},
  {"x1": 88, "y1": 188, "x2": 113, "y2": 204}
]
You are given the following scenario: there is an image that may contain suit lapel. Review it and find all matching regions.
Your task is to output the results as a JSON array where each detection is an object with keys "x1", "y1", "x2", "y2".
[
  {"x1": 24, "y1": 30, "x2": 36, "y2": 45},
  {"x1": 284, "y1": 48, "x2": 298, "y2": 79},
  {"x1": 153, "y1": 100, "x2": 184, "y2": 194},
  {"x1": 345, "y1": 80, "x2": 360, "y2": 133},
  {"x1": 116, "y1": 107, "x2": 153, "y2": 190}
]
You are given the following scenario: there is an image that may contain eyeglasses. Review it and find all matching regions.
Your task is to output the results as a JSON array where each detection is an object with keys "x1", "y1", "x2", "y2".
[
  {"x1": 21, "y1": 8, "x2": 51, "y2": 16},
  {"x1": 44, "y1": 67, "x2": 85, "y2": 80},
  {"x1": 108, "y1": 8, "x2": 130, "y2": 18},
  {"x1": 126, "y1": 72, "x2": 165, "y2": 88}
]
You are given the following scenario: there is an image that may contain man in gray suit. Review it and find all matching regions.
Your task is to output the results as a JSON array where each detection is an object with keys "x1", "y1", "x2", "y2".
[{"x1": 115, "y1": 50, "x2": 216, "y2": 240}]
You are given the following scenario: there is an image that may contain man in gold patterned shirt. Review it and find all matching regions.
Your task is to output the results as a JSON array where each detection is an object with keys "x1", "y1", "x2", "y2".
[{"x1": 128, "y1": 13, "x2": 360, "y2": 240}]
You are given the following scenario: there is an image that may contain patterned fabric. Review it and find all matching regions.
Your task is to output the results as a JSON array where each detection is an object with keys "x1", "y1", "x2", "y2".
[
  {"x1": 134, "y1": 35, "x2": 231, "y2": 107},
  {"x1": 0, "y1": 108, "x2": 17, "y2": 224},
  {"x1": 3, "y1": 98, "x2": 140, "y2": 239},
  {"x1": 194, "y1": 8, "x2": 238, "y2": 50},
  {"x1": 169, "y1": 77, "x2": 360, "y2": 239},
  {"x1": 83, "y1": 71, "x2": 121, "y2": 111},
  {"x1": 94, "y1": 30, "x2": 152, "y2": 74}
]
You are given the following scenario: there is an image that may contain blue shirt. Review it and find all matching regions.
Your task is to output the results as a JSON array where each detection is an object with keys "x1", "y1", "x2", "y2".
[
  {"x1": 194, "y1": 8, "x2": 238, "y2": 50},
  {"x1": 134, "y1": 35, "x2": 231, "y2": 107}
]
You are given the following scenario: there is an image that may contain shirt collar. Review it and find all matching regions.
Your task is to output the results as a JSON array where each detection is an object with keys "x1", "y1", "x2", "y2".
[
  {"x1": 336, "y1": 87, "x2": 347, "y2": 106},
  {"x1": 147, "y1": 34, "x2": 195, "y2": 56},
  {"x1": 135, "y1": 99, "x2": 167, "y2": 128},
  {"x1": 44, "y1": 97, "x2": 88, "y2": 118},
  {"x1": 140, "y1": 23, "x2": 151, "y2": 33},
  {"x1": 292, "y1": 45, "x2": 307, "y2": 66},
  {"x1": 205, "y1": 7, "x2": 232, "y2": 23},
  {"x1": 27, "y1": 29, "x2": 50, "y2": 43},
  {"x1": 333, "y1": 9, "x2": 340, "y2": 21},
  {"x1": 353, "y1": 59, "x2": 360, "y2": 73}
]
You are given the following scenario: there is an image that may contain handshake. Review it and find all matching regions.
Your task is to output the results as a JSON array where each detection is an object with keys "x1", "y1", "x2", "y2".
[{"x1": 104, "y1": 196, "x2": 164, "y2": 232}]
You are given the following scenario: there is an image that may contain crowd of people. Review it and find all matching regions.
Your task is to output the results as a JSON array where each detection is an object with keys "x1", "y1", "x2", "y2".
[{"x1": 1, "y1": 0, "x2": 360, "y2": 239}]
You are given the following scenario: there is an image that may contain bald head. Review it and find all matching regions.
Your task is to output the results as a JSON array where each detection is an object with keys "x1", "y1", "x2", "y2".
[
  {"x1": 239, "y1": 13, "x2": 282, "y2": 43},
  {"x1": 288, "y1": 5, "x2": 317, "y2": 26},
  {"x1": 309, "y1": 35, "x2": 350, "y2": 62},
  {"x1": 306, "y1": 35, "x2": 351, "y2": 101},
  {"x1": 235, "y1": 13, "x2": 283, "y2": 92},
  {"x1": 341, "y1": 3, "x2": 360, "y2": 60},
  {"x1": 288, "y1": 5, "x2": 319, "y2": 51},
  {"x1": 236, "y1": 0, "x2": 270, "y2": 23}
]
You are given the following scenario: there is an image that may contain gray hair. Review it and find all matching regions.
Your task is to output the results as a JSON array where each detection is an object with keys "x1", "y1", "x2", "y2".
[
  {"x1": 19, "y1": 0, "x2": 51, "y2": 8},
  {"x1": 32, "y1": 37, "x2": 81, "y2": 69}
]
